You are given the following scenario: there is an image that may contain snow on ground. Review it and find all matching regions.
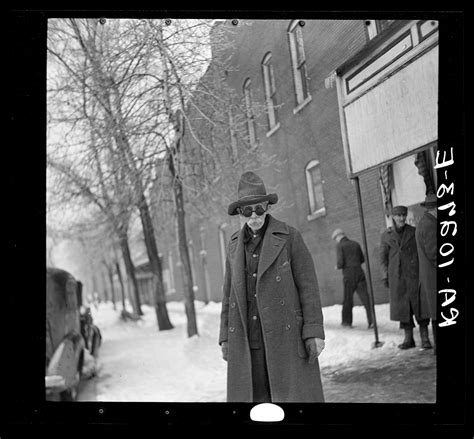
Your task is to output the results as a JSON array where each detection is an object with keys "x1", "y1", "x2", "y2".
[{"x1": 79, "y1": 300, "x2": 413, "y2": 402}]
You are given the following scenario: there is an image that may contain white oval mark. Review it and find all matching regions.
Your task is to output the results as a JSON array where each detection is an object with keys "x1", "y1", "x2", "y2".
[{"x1": 250, "y1": 403, "x2": 285, "y2": 422}]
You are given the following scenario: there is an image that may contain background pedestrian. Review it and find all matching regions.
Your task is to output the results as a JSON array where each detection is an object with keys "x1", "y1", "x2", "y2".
[
  {"x1": 380, "y1": 205, "x2": 432, "y2": 349},
  {"x1": 331, "y1": 229, "x2": 373, "y2": 329}
]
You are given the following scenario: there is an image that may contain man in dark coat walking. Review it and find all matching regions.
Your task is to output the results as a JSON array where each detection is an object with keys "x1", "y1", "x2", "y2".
[
  {"x1": 331, "y1": 229, "x2": 373, "y2": 329},
  {"x1": 415, "y1": 193, "x2": 437, "y2": 353},
  {"x1": 219, "y1": 171, "x2": 325, "y2": 402},
  {"x1": 380, "y1": 205, "x2": 432, "y2": 349}
]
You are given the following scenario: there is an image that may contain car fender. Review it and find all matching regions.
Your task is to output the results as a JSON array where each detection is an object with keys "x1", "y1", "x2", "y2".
[{"x1": 45, "y1": 331, "x2": 85, "y2": 393}]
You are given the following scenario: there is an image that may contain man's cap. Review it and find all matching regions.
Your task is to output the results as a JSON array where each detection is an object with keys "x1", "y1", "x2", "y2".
[
  {"x1": 331, "y1": 228, "x2": 345, "y2": 240},
  {"x1": 391, "y1": 205, "x2": 408, "y2": 216}
]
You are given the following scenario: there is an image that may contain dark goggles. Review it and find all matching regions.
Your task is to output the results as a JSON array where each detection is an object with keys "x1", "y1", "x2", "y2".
[{"x1": 238, "y1": 204, "x2": 267, "y2": 217}]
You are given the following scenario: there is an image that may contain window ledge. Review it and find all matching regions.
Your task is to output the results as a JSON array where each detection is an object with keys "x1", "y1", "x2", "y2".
[
  {"x1": 293, "y1": 95, "x2": 312, "y2": 114},
  {"x1": 266, "y1": 122, "x2": 281, "y2": 138},
  {"x1": 307, "y1": 207, "x2": 327, "y2": 221}
]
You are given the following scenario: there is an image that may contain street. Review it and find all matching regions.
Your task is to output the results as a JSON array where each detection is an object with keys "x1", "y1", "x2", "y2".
[{"x1": 77, "y1": 301, "x2": 436, "y2": 403}]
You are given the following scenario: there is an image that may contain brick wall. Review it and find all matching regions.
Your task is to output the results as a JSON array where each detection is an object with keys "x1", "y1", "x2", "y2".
[{"x1": 161, "y1": 19, "x2": 391, "y2": 308}]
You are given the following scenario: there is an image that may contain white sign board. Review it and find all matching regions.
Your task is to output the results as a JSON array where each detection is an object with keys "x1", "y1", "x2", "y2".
[{"x1": 336, "y1": 21, "x2": 439, "y2": 177}]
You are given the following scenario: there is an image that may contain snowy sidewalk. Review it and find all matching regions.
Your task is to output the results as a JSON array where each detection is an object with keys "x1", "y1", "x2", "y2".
[{"x1": 78, "y1": 300, "x2": 435, "y2": 403}]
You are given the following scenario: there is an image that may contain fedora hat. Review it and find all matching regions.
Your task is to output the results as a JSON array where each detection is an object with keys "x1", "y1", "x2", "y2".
[
  {"x1": 421, "y1": 193, "x2": 437, "y2": 208},
  {"x1": 228, "y1": 171, "x2": 278, "y2": 216}
]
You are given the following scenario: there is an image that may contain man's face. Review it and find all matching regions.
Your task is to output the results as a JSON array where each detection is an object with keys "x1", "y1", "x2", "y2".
[
  {"x1": 392, "y1": 214, "x2": 407, "y2": 228},
  {"x1": 239, "y1": 202, "x2": 270, "y2": 232}
]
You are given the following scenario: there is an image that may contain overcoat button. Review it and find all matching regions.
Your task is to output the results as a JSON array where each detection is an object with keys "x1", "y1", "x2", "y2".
[
  {"x1": 252, "y1": 316, "x2": 257, "y2": 320},
  {"x1": 285, "y1": 324, "x2": 291, "y2": 330},
  {"x1": 229, "y1": 327, "x2": 235, "y2": 332},
  {"x1": 276, "y1": 276, "x2": 281, "y2": 282},
  {"x1": 280, "y1": 299, "x2": 285, "y2": 305},
  {"x1": 253, "y1": 273, "x2": 257, "y2": 278},
  {"x1": 231, "y1": 302, "x2": 236, "y2": 308}
]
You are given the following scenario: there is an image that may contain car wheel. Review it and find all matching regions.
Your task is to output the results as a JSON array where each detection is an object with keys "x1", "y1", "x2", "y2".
[
  {"x1": 59, "y1": 387, "x2": 77, "y2": 401},
  {"x1": 59, "y1": 370, "x2": 80, "y2": 401}
]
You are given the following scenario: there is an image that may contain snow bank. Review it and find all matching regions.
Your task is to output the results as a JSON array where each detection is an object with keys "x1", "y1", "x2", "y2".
[{"x1": 81, "y1": 300, "x2": 410, "y2": 402}]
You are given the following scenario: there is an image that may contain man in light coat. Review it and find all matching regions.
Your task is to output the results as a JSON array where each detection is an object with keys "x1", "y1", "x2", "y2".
[
  {"x1": 415, "y1": 193, "x2": 437, "y2": 353},
  {"x1": 219, "y1": 171, "x2": 325, "y2": 402},
  {"x1": 380, "y1": 205, "x2": 432, "y2": 349}
]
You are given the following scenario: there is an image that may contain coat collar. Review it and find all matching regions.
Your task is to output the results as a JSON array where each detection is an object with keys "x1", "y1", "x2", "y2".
[
  {"x1": 257, "y1": 215, "x2": 289, "y2": 277},
  {"x1": 386, "y1": 224, "x2": 415, "y2": 247}
]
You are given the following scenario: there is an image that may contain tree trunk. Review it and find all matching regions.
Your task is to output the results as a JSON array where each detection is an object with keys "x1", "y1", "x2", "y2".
[
  {"x1": 137, "y1": 193, "x2": 174, "y2": 331},
  {"x1": 116, "y1": 261, "x2": 127, "y2": 312},
  {"x1": 173, "y1": 176, "x2": 199, "y2": 337},
  {"x1": 118, "y1": 234, "x2": 143, "y2": 317},
  {"x1": 100, "y1": 269, "x2": 109, "y2": 302},
  {"x1": 106, "y1": 263, "x2": 117, "y2": 310}
]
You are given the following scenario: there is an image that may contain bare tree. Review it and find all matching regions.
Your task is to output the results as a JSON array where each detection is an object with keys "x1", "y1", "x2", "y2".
[
  {"x1": 47, "y1": 18, "x2": 174, "y2": 328},
  {"x1": 47, "y1": 18, "x2": 284, "y2": 338}
]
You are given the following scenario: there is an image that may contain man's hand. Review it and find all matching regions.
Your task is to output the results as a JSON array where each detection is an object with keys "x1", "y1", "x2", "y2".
[
  {"x1": 305, "y1": 337, "x2": 325, "y2": 364},
  {"x1": 382, "y1": 278, "x2": 389, "y2": 288},
  {"x1": 221, "y1": 341, "x2": 228, "y2": 361}
]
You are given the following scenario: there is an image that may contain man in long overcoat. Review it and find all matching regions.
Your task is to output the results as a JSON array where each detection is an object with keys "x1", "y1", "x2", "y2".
[
  {"x1": 219, "y1": 171, "x2": 325, "y2": 402},
  {"x1": 415, "y1": 193, "x2": 437, "y2": 352},
  {"x1": 380, "y1": 205, "x2": 432, "y2": 349}
]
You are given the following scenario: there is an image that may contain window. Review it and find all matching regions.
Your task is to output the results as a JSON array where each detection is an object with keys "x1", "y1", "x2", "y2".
[
  {"x1": 243, "y1": 78, "x2": 257, "y2": 148},
  {"x1": 364, "y1": 19, "x2": 397, "y2": 40},
  {"x1": 288, "y1": 20, "x2": 311, "y2": 110},
  {"x1": 305, "y1": 160, "x2": 326, "y2": 219},
  {"x1": 262, "y1": 52, "x2": 279, "y2": 133}
]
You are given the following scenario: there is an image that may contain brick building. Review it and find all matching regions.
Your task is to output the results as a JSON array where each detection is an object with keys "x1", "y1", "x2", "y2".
[{"x1": 148, "y1": 18, "x2": 436, "y2": 310}]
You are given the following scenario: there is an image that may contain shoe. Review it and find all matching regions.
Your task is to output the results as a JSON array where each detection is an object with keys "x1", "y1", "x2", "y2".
[
  {"x1": 420, "y1": 325, "x2": 433, "y2": 349},
  {"x1": 398, "y1": 339, "x2": 416, "y2": 349},
  {"x1": 398, "y1": 327, "x2": 415, "y2": 349},
  {"x1": 368, "y1": 323, "x2": 374, "y2": 329},
  {"x1": 421, "y1": 340, "x2": 433, "y2": 349}
]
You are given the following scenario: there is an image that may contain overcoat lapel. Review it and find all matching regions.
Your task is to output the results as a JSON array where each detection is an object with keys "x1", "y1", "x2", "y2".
[
  {"x1": 229, "y1": 227, "x2": 248, "y2": 330},
  {"x1": 257, "y1": 216, "x2": 287, "y2": 280},
  {"x1": 400, "y1": 225, "x2": 414, "y2": 248}
]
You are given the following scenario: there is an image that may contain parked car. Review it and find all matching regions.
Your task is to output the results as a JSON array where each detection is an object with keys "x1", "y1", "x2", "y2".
[{"x1": 45, "y1": 267, "x2": 101, "y2": 401}]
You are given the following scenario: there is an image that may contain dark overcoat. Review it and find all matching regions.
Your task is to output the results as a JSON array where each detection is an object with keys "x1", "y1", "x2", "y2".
[
  {"x1": 380, "y1": 224, "x2": 429, "y2": 322},
  {"x1": 415, "y1": 212, "x2": 437, "y2": 319},
  {"x1": 219, "y1": 215, "x2": 325, "y2": 402}
]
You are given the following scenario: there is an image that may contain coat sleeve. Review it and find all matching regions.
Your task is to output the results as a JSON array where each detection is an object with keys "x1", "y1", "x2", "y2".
[
  {"x1": 358, "y1": 243, "x2": 365, "y2": 264},
  {"x1": 379, "y1": 233, "x2": 389, "y2": 280},
  {"x1": 218, "y1": 249, "x2": 232, "y2": 346},
  {"x1": 416, "y1": 220, "x2": 437, "y2": 266},
  {"x1": 336, "y1": 242, "x2": 344, "y2": 269},
  {"x1": 290, "y1": 229, "x2": 325, "y2": 341}
]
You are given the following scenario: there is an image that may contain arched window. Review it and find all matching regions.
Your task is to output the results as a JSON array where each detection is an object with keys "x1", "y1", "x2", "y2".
[
  {"x1": 305, "y1": 160, "x2": 326, "y2": 219},
  {"x1": 288, "y1": 20, "x2": 311, "y2": 110},
  {"x1": 261, "y1": 52, "x2": 279, "y2": 133},
  {"x1": 243, "y1": 78, "x2": 257, "y2": 148}
]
